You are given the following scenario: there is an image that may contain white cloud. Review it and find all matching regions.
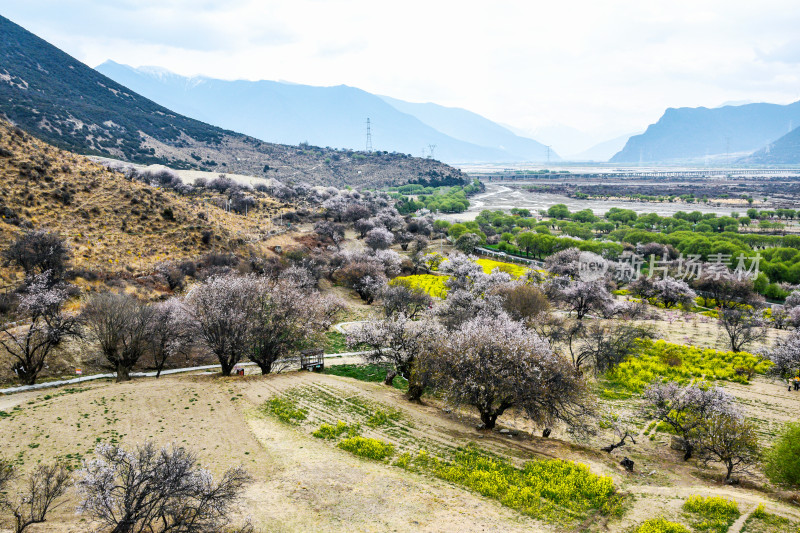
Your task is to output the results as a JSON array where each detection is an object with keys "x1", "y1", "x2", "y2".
[{"x1": 4, "y1": 0, "x2": 800, "y2": 142}]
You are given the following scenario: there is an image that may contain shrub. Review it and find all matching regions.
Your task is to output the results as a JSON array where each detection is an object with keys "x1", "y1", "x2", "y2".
[
  {"x1": 337, "y1": 436, "x2": 395, "y2": 461},
  {"x1": 764, "y1": 422, "x2": 800, "y2": 489}
]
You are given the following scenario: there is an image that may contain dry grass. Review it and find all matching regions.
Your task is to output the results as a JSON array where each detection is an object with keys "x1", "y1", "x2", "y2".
[{"x1": 0, "y1": 119, "x2": 293, "y2": 289}]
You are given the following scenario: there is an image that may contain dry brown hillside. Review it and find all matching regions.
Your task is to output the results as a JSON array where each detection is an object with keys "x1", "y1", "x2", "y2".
[{"x1": 0, "y1": 119, "x2": 289, "y2": 289}]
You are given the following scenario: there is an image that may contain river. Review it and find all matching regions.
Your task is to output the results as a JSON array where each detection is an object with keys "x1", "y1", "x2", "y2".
[{"x1": 437, "y1": 183, "x2": 744, "y2": 222}]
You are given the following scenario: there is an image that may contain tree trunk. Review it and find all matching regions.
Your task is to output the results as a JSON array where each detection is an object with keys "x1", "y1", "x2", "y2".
[
  {"x1": 725, "y1": 463, "x2": 734, "y2": 481},
  {"x1": 480, "y1": 410, "x2": 498, "y2": 429},
  {"x1": 384, "y1": 369, "x2": 397, "y2": 386},
  {"x1": 116, "y1": 364, "x2": 131, "y2": 382},
  {"x1": 406, "y1": 382, "x2": 424, "y2": 402},
  {"x1": 683, "y1": 441, "x2": 693, "y2": 461}
]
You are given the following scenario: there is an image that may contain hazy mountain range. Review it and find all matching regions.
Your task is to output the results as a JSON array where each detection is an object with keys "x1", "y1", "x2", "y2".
[
  {"x1": 96, "y1": 61, "x2": 558, "y2": 164},
  {"x1": 611, "y1": 102, "x2": 800, "y2": 163},
  {"x1": 0, "y1": 15, "x2": 465, "y2": 187}
]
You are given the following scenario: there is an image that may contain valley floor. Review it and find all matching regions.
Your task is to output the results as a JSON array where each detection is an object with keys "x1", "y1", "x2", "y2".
[{"x1": 1, "y1": 368, "x2": 799, "y2": 532}]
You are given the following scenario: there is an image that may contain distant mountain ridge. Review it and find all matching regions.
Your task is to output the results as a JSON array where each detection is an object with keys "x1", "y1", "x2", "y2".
[
  {"x1": 611, "y1": 101, "x2": 800, "y2": 163},
  {"x1": 0, "y1": 15, "x2": 465, "y2": 188},
  {"x1": 95, "y1": 60, "x2": 555, "y2": 164},
  {"x1": 742, "y1": 126, "x2": 800, "y2": 164}
]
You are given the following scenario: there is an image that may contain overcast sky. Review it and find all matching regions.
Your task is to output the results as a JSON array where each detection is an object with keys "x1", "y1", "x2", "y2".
[{"x1": 5, "y1": 0, "x2": 800, "y2": 151}]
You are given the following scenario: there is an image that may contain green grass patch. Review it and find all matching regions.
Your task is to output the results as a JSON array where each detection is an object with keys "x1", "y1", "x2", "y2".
[
  {"x1": 323, "y1": 364, "x2": 408, "y2": 391},
  {"x1": 262, "y1": 397, "x2": 307, "y2": 425},
  {"x1": 337, "y1": 436, "x2": 395, "y2": 461},
  {"x1": 366, "y1": 408, "x2": 402, "y2": 428},
  {"x1": 312, "y1": 420, "x2": 360, "y2": 439},
  {"x1": 682, "y1": 495, "x2": 739, "y2": 533},
  {"x1": 323, "y1": 330, "x2": 350, "y2": 354},
  {"x1": 635, "y1": 518, "x2": 691, "y2": 533},
  {"x1": 742, "y1": 504, "x2": 800, "y2": 533}
]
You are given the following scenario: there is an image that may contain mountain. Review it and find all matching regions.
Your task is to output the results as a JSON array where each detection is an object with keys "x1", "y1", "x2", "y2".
[
  {"x1": 570, "y1": 133, "x2": 637, "y2": 162},
  {"x1": 95, "y1": 61, "x2": 550, "y2": 164},
  {"x1": 741, "y1": 126, "x2": 800, "y2": 164},
  {"x1": 0, "y1": 15, "x2": 465, "y2": 188},
  {"x1": 610, "y1": 102, "x2": 800, "y2": 163},
  {"x1": 0, "y1": 117, "x2": 284, "y2": 284},
  {"x1": 377, "y1": 95, "x2": 556, "y2": 161}
]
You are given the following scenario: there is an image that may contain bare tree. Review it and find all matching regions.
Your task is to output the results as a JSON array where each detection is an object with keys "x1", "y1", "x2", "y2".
[
  {"x1": 381, "y1": 282, "x2": 432, "y2": 319},
  {"x1": 697, "y1": 412, "x2": 760, "y2": 481},
  {"x1": 248, "y1": 279, "x2": 342, "y2": 374},
  {"x1": 348, "y1": 313, "x2": 442, "y2": 401},
  {"x1": 8, "y1": 463, "x2": 71, "y2": 533},
  {"x1": 578, "y1": 323, "x2": 654, "y2": 374},
  {"x1": 147, "y1": 299, "x2": 193, "y2": 378},
  {"x1": 0, "y1": 272, "x2": 80, "y2": 385},
  {"x1": 693, "y1": 271, "x2": 762, "y2": 309},
  {"x1": 493, "y1": 283, "x2": 550, "y2": 322},
  {"x1": 600, "y1": 412, "x2": 637, "y2": 453},
  {"x1": 185, "y1": 275, "x2": 258, "y2": 376},
  {"x1": 83, "y1": 293, "x2": 154, "y2": 382},
  {"x1": 426, "y1": 312, "x2": 591, "y2": 431},
  {"x1": 718, "y1": 308, "x2": 767, "y2": 352},
  {"x1": 3, "y1": 231, "x2": 70, "y2": 282},
  {"x1": 77, "y1": 442, "x2": 251, "y2": 533},
  {"x1": 643, "y1": 381, "x2": 736, "y2": 460},
  {"x1": 313, "y1": 221, "x2": 345, "y2": 250}
]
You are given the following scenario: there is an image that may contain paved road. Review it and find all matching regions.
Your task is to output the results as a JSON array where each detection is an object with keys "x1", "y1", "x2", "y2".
[{"x1": 0, "y1": 350, "x2": 375, "y2": 395}]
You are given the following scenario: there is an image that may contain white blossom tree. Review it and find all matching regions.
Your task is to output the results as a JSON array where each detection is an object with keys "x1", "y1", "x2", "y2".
[
  {"x1": 365, "y1": 227, "x2": 395, "y2": 251},
  {"x1": 643, "y1": 381, "x2": 737, "y2": 461},
  {"x1": 767, "y1": 329, "x2": 800, "y2": 379},
  {"x1": 547, "y1": 278, "x2": 612, "y2": 320},
  {"x1": 426, "y1": 312, "x2": 591, "y2": 431},
  {"x1": 146, "y1": 298, "x2": 193, "y2": 378},
  {"x1": 0, "y1": 272, "x2": 80, "y2": 385},
  {"x1": 348, "y1": 313, "x2": 442, "y2": 400},
  {"x1": 185, "y1": 274, "x2": 259, "y2": 376},
  {"x1": 651, "y1": 277, "x2": 696, "y2": 309}
]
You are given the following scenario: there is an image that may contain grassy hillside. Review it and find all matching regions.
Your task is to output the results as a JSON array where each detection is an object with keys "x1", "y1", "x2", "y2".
[
  {"x1": 0, "y1": 15, "x2": 467, "y2": 188},
  {"x1": 0, "y1": 118, "x2": 287, "y2": 289}
]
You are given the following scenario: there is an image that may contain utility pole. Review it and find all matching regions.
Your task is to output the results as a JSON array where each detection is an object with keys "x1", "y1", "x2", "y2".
[{"x1": 365, "y1": 118, "x2": 373, "y2": 153}]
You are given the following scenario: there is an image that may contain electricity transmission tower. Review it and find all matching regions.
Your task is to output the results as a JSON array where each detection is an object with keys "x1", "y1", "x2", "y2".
[
  {"x1": 365, "y1": 118, "x2": 373, "y2": 152},
  {"x1": 428, "y1": 144, "x2": 436, "y2": 159},
  {"x1": 545, "y1": 146, "x2": 551, "y2": 165}
]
